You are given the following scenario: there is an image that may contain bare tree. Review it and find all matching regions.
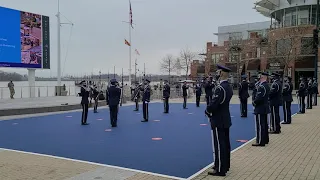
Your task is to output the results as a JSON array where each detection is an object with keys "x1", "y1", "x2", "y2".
[
  {"x1": 159, "y1": 54, "x2": 176, "y2": 83},
  {"x1": 266, "y1": 26, "x2": 313, "y2": 89},
  {"x1": 177, "y1": 48, "x2": 196, "y2": 79}
]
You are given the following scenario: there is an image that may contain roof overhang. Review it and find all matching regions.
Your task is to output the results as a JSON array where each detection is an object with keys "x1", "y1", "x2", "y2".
[
  {"x1": 253, "y1": 6, "x2": 272, "y2": 17},
  {"x1": 254, "y1": 0, "x2": 279, "y2": 10}
]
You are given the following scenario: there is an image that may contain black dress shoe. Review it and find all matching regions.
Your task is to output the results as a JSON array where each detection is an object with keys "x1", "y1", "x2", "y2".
[
  {"x1": 241, "y1": 115, "x2": 247, "y2": 118},
  {"x1": 163, "y1": 112, "x2": 168, "y2": 114},
  {"x1": 208, "y1": 171, "x2": 226, "y2": 176},
  {"x1": 133, "y1": 109, "x2": 138, "y2": 111},
  {"x1": 82, "y1": 123, "x2": 90, "y2": 125},
  {"x1": 252, "y1": 143, "x2": 265, "y2": 147},
  {"x1": 141, "y1": 120, "x2": 148, "y2": 122}
]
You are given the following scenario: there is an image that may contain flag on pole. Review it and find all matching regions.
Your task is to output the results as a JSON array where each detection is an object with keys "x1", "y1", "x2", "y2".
[
  {"x1": 125, "y1": 39, "x2": 131, "y2": 46},
  {"x1": 135, "y1": 49, "x2": 140, "y2": 55},
  {"x1": 129, "y1": 0, "x2": 133, "y2": 29}
]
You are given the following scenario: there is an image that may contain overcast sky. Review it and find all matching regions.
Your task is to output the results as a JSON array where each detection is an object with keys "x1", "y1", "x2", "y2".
[{"x1": 0, "y1": 0, "x2": 268, "y2": 77}]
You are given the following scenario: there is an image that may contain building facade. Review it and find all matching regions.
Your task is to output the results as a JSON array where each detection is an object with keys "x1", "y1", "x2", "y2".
[{"x1": 194, "y1": 0, "x2": 320, "y2": 88}]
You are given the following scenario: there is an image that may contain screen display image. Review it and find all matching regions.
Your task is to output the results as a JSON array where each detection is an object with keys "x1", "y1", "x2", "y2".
[{"x1": 0, "y1": 6, "x2": 50, "y2": 69}]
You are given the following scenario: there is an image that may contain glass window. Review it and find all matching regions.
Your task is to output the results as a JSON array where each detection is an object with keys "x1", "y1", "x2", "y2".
[
  {"x1": 211, "y1": 53, "x2": 224, "y2": 64},
  {"x1": 229, "y1": 53, "x2": 240, "y2": 62},
  {"x1": 301, "y1": 37, "x2": 313, "y2": 55}
]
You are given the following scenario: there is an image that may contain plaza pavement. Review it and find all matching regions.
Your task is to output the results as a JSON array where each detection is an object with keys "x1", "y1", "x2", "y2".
[{"x1": 0, "y1": 97, "x2": 319, "y2": 180}]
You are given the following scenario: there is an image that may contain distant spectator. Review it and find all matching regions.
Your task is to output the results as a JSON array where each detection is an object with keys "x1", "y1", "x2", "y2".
[{"x1": 8, "y1": 81, "x2": 15, "y2": 99}]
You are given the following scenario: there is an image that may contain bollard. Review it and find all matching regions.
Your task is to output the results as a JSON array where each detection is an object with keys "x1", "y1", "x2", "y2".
[
  {"x1": 47, "y1": 86, "x2": 48, "y2": 97},
  {"x1": 1, "y1": 88, "x2": 2, "y2": 99},
  {"x1": 69, "y1": 86, "x2": 70, "y2": 96},
  {"x1": 21, "y1": 88, "x2": 22, "y2": 98},
  {"x1": 38, "y1": 88, "x2": 40, "y2": 97}
]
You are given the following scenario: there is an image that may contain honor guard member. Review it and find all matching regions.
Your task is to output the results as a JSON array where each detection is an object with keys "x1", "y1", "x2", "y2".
[
  {"x1": 312, "y1": 77, "x2": 318, "y2": 106},
  {"x1": 282, "y1": 76, "x2": 293, "y2": 124},
  {"x1": 182, "y1": 81, "x2": 189, "y2": 109},
  {"x1": 205, "y1": 64, "x2": 233, "y2": 177},
  {"x1": 269, "y1": 72, "x2": 282, "y2": 134},
  {"x1": 132, "y1": 82, "x2": 141, "y2": 111},
  {"x1": 163, "y1": 80, "x2": 170, "y2": 113},
  {"x1": 238, "y1": 75, "x2": 250, "y2": 117},
  {"x1": 204, "y1": 77, "x2": 214, "y2": 105},
  {"x1": 78, "y1": 80, "x2": 90, "y2": 125},
  {"x1": 297, "y1": 77, "x2": 306, "y2": 114},
  {"x1": 306, "y1": 77, "x2": 313, "y2": 109},
  {"x1": 195, "y1": 82, "x2": 202, "y2": 107},
  {"x1": 141, "y1": 79, "x2": 151, "y2": 122},
  {"x1": 252, "y1": 72, "x2": 270, "y2": 146},
  {"x1": 106, "y1": 79, "x2": 121, "y2": 127},
  {"x1": 92, "y1": 85, "x2": 100, "y2": 113}
]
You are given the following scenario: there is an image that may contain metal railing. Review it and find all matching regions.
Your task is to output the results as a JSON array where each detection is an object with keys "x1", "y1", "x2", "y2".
[{"x1": 0, "y1": 85, "x2": 78, "y2": 99}]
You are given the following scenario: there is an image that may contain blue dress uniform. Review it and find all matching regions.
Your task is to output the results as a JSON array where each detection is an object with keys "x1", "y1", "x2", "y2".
[
  {"x1": 269, "y1": 73, "x2": 282, "y2": 134},
  {"x1": 132, "y1": 83, "x2": 141, "y2": 111},
  {"x1": 205, "y1": 65, "x2": 233, "y2": 177},
  {"x1": 298, "y1": 78, "x2": 306, "y2": 114},
  {"x1": 106, "y1": 79, "x2": 121, "y2": 127},
  {"x1": 163, "y1": 80, "x2": 170, "y2": 113},
  {"x1": 204, "y1": 79, "x2": 214, "y2": 105},
  {"x1": 238, "y1": 75, "x2": 249, "y2": 117},
  {"x1": 252, "y1": 72, "x2": 270, "y2": 146},
  {"x1": 195, "y1": 83, "x2": 202, "y2": 107},
  {"x1": 78, "y1": 81, "x2": 90, "y2": 125},
  {"x1": 182, "y1": 82, "x2": 189, "y2": 109},
  {"x1": 92, "y1": 85, "x2": 100, "y2": 113},
  {"x1": 307, "y1": 78, "x2": 313, "y2": 109},
  {"x1": 282, "y1": 77, "x2": 293, "y2": 124},
  {"x1": 312, "y1": 78, "x2": 318, "y2": 106},
  {"x1": 141, "y1": 79, "x2": 151, "y2": 122}
]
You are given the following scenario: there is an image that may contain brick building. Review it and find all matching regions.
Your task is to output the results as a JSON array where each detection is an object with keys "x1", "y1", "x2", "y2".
[{"x1": 191, "y1": 0, "x2": 320, "y2": 88}]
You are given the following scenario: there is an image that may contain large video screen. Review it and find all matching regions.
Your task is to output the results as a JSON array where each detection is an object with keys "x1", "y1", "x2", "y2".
[{"x1": 0, "y1": 6, "x2": 50, "y2": 69}]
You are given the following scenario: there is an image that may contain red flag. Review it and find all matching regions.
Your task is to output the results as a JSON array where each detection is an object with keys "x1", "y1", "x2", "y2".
[
  {"x1": 135, "y1": 49, "x2": 140, "y2": 55},
  {"x1": 130, "y1": 0, "x2": 133, "y2": 29},
  {"x1": 125, "y1": 39, "x2": 131, "y2": 46}
]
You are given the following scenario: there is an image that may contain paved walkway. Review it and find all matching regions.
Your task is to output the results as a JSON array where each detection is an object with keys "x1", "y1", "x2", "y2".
[
  {"x1": 0, "y1": 98, "x2": 319, "y2": 180},
  {"x1": 192, "y1": 104, "x2": 320, "y2": 180}
]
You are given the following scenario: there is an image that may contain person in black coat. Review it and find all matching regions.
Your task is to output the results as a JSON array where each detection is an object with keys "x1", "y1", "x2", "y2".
[
  {"x1": 204, "y1": 77, "x2": 214, "y2": 105},
  {"x1": 252, "y1": 72, "x2": 270, "y2": 146},
  {"x1": 92, "y1": 85, "x2": 100, "y2": 113},
  {"x1": 182, "y1": 81, "x2": 189, "y2": 109},
  {"x1": 132, "y1": 82, "x2": 141, "y2": 111},
  {"x1": 195, "y1": 82, "x2": 202, "y2": 107},
  {"x1": 106, "y1": 79, "x2": 121, "y2": 127},
  {"x1": 163, "y1": 80, "x2": 170, "y2": 113},
  {"x1": 312, "y1": 77, "x2": 318, "y2": 106},
  {"x1": 269, "y1": 72, "x2": 282, "y2": 134},
  {"x1": 205, "y1": 64, "x2": 233, "y2": 177},
  {"x1": 297, "y1": 77, "x2": 306, "y2": 114},
  {"x1": 306, "y1": 77, "x2": 313, "y2": 109},
  {"x1": 141, "y1": 79, "x2": 151, "y2": 122},
  {"x1": 78, "y1": 80, "x2": 90, "y2": 125},
  {"x1": 282, "y1": 76, "x2": 293, "y2": 124},
  {"x1": 238, "y1": 75, "x2": 250, "y2": 117}
]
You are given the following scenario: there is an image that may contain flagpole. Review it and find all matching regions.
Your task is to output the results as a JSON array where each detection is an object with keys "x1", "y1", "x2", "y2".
[{"x1": 128, "y1": 0, "x2": 132, "y2": 87}]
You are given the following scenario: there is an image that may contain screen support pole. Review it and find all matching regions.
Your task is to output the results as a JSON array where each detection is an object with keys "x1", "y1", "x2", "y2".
[{"x1": 28, "y1": 69, "x2": 36, "y2": 98}]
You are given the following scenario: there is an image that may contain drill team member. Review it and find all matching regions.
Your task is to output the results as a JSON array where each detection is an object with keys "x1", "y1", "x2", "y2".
[
  {"x1": 106, "y1": 79, "x2": 121, "y2": 127},
  {"x1": 92, "y1": 85, "x2": 100, "y2": 113},
  {"x1": 205, "y1": 65, "x2": 233, "y2": 177},
  {"x1": 238, "y1": 75, "x2": 249, "y2": 117},
  {"x1": 204, "y1": 77, "x2": 214, "y2": 105},
  {"x1": 269, "y1": 72, "x2": 282, "y2": 134},
  {"x1": 282, "y1": 76, "x2": 293, "y2": 124},
  {"x1": 307, "y1": 78, "x2": 313, "y2": 109},
  {"x1": 163, "y1": 80, "x2": 170, "y2": 113},
  {"x1": 132, "y1": 82, "x2": 141, "y2": 111},
  {"x1": 78, "y1": 80, "x2": 90, "y2": 125},
  {"x1": 195, "y1": 82, "x2": 202, "y2": 107},
  {"x1": 312, "y1": 77, "x2": 318, "y2": 106},
  {"x1": 298, "y1": 77, "x2": 306, "y2": 114},
  {"x1": 252, "y1": 72, "x2": 270, "y2": 146},
  {"x1": 141, "y1": 79, "x2": 151, "y2": 122},
  {"x1": 182, "y1": 81, "x2": 189, "y2": 109}
]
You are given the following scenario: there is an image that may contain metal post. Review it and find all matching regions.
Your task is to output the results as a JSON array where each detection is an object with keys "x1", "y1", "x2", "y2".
[
  {"x1": 315, "y1": 0, "x2": 319, "y2": 81},
  {"x1": 113, "y1": 66, "x2": 116, "y2": 78},
  {"x1": 143, "y1": 63, "x2": 146, "y2": 80},
  {"x1": 120, "y1": 68, "x2": 124, "y2": 106},
  {"x1": 57, "y1": 0, "x2": 61, "y2": 86},
  {"x1": 134, "y1": 58, "x2": 137, "y2": 83},
  {"x1": 128, "y1": 3, "x2": 132, "y2": 86}
]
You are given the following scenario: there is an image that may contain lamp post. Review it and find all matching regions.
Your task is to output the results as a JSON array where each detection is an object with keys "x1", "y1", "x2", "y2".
[{"x1": 315, "y1": 0, "x2": 319, "y2": 81}]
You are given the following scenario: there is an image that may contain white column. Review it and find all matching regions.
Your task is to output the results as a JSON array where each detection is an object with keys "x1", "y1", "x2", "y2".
[
  {"x1": 28, "y1": 69, "x2": 36, "y2": 98},
  {"x1": 57, "y1": 0, "x2": 61, "y2": 86}
]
